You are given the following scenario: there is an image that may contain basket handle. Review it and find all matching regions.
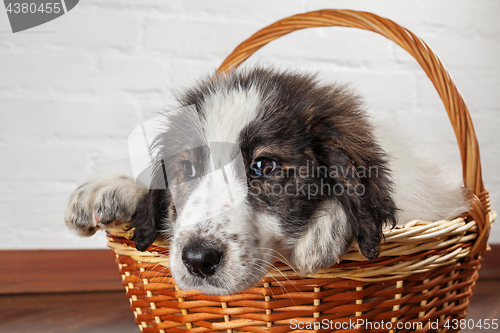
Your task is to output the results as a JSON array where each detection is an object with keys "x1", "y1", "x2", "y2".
[{"x1": 216, "y1": 9, "x2": 490, "y2": 256}]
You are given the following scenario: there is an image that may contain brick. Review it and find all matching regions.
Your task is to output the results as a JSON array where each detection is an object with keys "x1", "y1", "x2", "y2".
[
  {"x1": 471, "y1": 0, "x2": 500, "y2": 38},
  {"x1": 46, "y1": 7, "x2": 142, "y2": 50},
  {"x1": 177, "y1": 0, "x2": 308, "y2": 23},
  {"x1": 144, "y1": 17, "x2": 260, "y2": 59},
  {"x1": 0, "y1": 98, "x2": 142, "y2": 143},
  {"x1": 169, "y1": 58, "x2": 220, "y2": 88},
  {"x1": 0, "y1": 50, "x2": 97, "y2": 93},
  {"x1": 100, "y1": 55, "x2": 170, "y2": 92},
  {"x1": 0, "y1": 145, "x2": 88, "y2": 181},
  {"x1": 84, "y1": 0, "x2": 177, "y2": 11},
  {"x1": 421, "y1": 0, "x2": 474, "y2": 35}
]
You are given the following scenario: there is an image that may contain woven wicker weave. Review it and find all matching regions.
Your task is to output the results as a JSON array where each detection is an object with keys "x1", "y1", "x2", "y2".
[{"x1": 106, "y1": 9, "x2": 495, "y2": 333}]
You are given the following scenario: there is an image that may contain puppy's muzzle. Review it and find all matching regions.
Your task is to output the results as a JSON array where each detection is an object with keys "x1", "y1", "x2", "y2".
[{"x1": 182, "y1": 240, "x2": 223, "y2": 277}]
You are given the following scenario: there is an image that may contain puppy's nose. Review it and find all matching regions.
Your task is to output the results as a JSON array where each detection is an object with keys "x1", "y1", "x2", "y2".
[{"x1": 181, "y1": 242, "x2": 223, "y2": 277}]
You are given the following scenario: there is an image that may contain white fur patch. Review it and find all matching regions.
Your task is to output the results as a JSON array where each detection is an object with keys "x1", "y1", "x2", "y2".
[
  {"x1": 373, "y1": 123, "x2": 469, "y2": 225},
  {"x1": 202, "y1": 86, "x2": 262, "y2": 144}
]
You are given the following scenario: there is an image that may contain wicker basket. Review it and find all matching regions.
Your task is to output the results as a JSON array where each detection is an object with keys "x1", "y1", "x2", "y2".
[{"x1": 106, "y1": 9, "x2": 495, "y2": 333}]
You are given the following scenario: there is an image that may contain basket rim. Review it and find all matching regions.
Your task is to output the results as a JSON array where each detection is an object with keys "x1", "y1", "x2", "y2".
[{"x1": 106, "y1": 210, "x2": 496, "y2": 282}]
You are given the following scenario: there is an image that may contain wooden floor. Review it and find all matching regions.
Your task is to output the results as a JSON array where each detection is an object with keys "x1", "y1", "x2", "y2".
[
  {"x1": 0, "y1": 291, "x2": 137, "y2": 333},
  {"x1": 0, "y1": 279, "x2": 499, "y2": 333}
]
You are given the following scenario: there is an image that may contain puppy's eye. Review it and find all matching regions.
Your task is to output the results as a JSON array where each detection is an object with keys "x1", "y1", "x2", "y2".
[
  {"x1": 182, "y1": 161, "x2": 196, "y2": 178},
  {"x1": 253, "y1": 157, "x2": 278, "y2": 176}
]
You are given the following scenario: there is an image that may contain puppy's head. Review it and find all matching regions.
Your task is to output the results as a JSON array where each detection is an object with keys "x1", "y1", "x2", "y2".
[{"x1": 132, "y1": 68, "x2": 397, "y2": 294}]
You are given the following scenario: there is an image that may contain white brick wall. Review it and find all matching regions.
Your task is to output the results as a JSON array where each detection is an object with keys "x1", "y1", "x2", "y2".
[{"x1": 0, "y1": 0, "x2": 498, "y2": 249}]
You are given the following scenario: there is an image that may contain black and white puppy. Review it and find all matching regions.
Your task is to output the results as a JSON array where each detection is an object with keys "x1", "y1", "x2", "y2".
[{"x1": 65, "y1": 68, "x2": 468, "y2": 295}]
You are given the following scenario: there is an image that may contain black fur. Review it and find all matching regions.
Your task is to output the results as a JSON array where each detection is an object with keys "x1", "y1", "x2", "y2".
[
  {"x1": 129, "y1": 162, "x2": 175, "y2": 251},
  {"x1": 128, "y1": 190, "x2": 161, "y2": 251}
]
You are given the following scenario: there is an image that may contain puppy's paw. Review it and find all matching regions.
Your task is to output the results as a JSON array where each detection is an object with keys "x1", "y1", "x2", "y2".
[
  {"x1": 291, "y1": 246, "x2": 339, "y2": 276},
  {"x1": 290, "y1": 228, "x2": 341, "y2": 276},
  {"x1": 290, "y1": 203, "x2": 352, "y2": 275},
  {"x1": 65, "y1": 174, "x2": 148, "y2": 236}
]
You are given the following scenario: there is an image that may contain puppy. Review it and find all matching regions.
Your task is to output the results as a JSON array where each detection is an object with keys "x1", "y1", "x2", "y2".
[{"x1": 65, "y1": 68, "x2": 468, "y2": 295}]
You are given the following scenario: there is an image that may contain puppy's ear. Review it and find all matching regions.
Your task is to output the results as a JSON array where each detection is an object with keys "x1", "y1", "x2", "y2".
[
  {"x1": 353, "y1": 169, "x2": 397, "y2": 259},
  {"x1": 130, "y1": 189, "x2": 171, "y2": 251},
  {"x1": 343, "y1": 157, "x2": 397, "y2": 260},
  {"x1": 322, "y1": 145, "x2": 397, "y2": 260}
]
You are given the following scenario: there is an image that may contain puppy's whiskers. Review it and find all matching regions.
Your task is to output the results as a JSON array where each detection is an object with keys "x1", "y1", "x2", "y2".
[{"x1": 252, "y1": 261, "x2": 295, "y2": 303}]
